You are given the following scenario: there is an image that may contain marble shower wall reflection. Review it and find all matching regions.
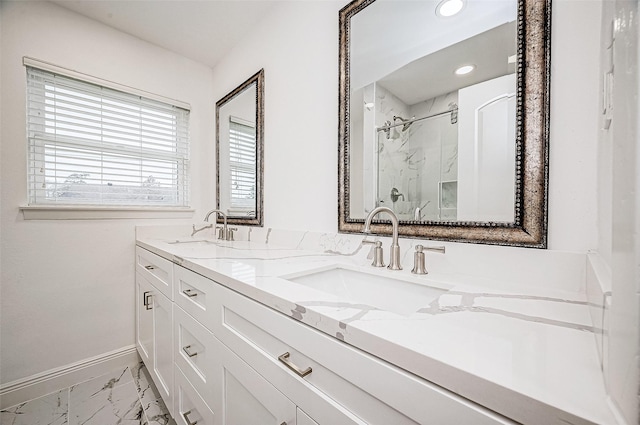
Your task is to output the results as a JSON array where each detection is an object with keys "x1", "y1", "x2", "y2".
[{"x1": 370, "y1": 83, "x2": 459, "y2": 221}]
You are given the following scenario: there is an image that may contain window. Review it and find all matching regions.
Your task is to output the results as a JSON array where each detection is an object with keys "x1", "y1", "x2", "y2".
[
  {"x1": 228, "y1": 117, "x2": 256, "y2": 213},
  {"x1": 26, "y1": 64, "x2": 190, "y2": 208}
]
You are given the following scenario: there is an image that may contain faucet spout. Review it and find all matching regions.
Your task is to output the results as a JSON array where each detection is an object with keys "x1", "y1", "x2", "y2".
[
  {"x1": 191, "y1": 223, "x2": 213, "y2": 237},
  {"x1": 204, "y1": 209, "x2": 229, "y2": 240},
  {"x1": 363, "y1": 206, "x2": 402, "y2": 270}
]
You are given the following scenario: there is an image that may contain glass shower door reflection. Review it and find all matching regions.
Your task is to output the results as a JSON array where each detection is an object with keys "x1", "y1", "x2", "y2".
[{"x1": 376, "y1": 111, "x2": 458, "y2": 221}]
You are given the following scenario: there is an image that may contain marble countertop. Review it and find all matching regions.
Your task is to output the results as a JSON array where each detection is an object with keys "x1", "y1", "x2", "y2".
[{"x1": 137, "y1": 228, "x2": 615, "y2": 425}]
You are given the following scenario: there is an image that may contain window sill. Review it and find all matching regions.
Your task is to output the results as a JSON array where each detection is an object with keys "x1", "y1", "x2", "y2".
[{"x1": 20, "y1": 205, "x2": 195, "y2": 220}]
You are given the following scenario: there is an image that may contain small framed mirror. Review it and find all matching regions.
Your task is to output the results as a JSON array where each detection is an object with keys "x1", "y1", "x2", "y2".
[
  {"x1": 216, "y1": 69, "x2": 264, "y2": 226},
  {"x1": 338, "y1": 0, "x2": 550, "y2": 247}
]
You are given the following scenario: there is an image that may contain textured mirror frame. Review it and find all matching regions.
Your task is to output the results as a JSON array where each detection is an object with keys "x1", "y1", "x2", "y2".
[
  {"x1": 216, "y1": 69, "x2": 265, "y2": 227},
  {"x1": 338, "y1": 0, "x2": 550, "y2": 248}
]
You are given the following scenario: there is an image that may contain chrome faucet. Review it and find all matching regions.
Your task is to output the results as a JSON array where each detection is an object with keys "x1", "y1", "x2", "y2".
[
  {"x1": 363, "y1": 206, "x2": 402, "y2": 270},
  {"x1": 204, "y1": 209, "x2": 229, "y2": 240}
]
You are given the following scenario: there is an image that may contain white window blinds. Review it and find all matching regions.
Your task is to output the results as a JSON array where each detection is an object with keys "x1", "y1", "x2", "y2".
[
  {"x1": 26, "y1": 65, "x2": 190, "y2": 207},
  {"x1": 229, "y1": 117, "x2": 256, "y2": 210}
]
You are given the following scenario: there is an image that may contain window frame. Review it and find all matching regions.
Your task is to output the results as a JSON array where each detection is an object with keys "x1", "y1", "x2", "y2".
[
  {"x1": 228, "y1": 116, "x2": 257, "y2": 214},
  {"x1": 22, "y1": 57, "x2": 193, "y2": 219}
]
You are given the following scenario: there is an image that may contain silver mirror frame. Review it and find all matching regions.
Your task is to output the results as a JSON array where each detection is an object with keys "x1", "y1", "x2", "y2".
[
  {"x1": 338, "y1": 0, "x2": 550, "y2": 248},
  {"x1": 216, "y1": 69, "x2": 265, "y2": 227}
]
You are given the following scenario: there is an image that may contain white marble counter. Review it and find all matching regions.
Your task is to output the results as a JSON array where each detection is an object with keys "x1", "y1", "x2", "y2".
[{"x1": 136, "y1": 226, "x2": 616, "y2": 425}]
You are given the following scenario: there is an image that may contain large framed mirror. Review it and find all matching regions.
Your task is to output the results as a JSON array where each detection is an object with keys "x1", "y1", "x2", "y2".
[
  {"x1": 216, "y1": 69, "x2": 264, "y2": 226},
  {"x1": 338, "y1": 0, "x2": 550, "y2": 248}
]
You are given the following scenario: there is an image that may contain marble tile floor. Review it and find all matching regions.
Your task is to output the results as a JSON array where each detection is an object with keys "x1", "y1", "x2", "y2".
[{"x1": 0, "y1": 362, "x2": 175, "y2": 425}]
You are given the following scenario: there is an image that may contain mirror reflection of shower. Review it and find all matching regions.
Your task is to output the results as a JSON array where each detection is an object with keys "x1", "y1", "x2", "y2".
[
  {"x1": 375, "y1": 96, "x2": 459, "y2": 221},
  {"x1": 354, "y1": 73, "x2": 515, "y2": 223}
]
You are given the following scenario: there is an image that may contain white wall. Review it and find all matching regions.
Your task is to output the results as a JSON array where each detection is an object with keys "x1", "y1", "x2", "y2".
[
  {"x1": 0, "y1": 1, "x2": 215, "y2": 384},
  {"x1": 211, "y1": 1, "x2": 341, "y2": 233},
  {"x1": 597, "y1": 1, "x2": 640, "y2": 423},
  {"x1": 548, "y1": 0, "x2": 601, "y2": 251}
]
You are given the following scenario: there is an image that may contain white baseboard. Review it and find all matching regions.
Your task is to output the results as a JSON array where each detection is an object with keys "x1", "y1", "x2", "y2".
[{"x1": 0, "y1": 345, "x2": 140, "y2": 410}]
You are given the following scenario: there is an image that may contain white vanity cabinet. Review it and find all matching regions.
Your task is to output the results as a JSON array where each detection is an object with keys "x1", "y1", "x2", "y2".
[
  {"x1": 173, "y1": 274, "x2": 298, "y2": 425},
  {"x1": 136, "y1": 246, "x2": 517, "y2": 425},
  {"x1": 174, "y1": 302, "x2": 300, "y2": 425},
  {"x1": 211, "y1": 269, "x2": 514, "y2": 425}
]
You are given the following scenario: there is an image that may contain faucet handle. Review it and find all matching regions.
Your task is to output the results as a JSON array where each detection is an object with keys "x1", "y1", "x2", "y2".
[
  {"x1": 362, "y1": 239, "x2": 385, "y2": 267},
  {"x1": 423, "y1": 245, "x2": 446, "y2": 254},
  {"x1": 411, "y1": 245, "x2": 427, "y2": 275},
  {"x1": 215, "y1": 226, "x2": 224, "y2": 240},
  {"x1": 226, "y1": 227, "x2": 237, "y2": 241},
  {"x1": 411, "y1": 245, "x2": 445, "y2": 275},
  {"x1": 362, "y1": 239, "x2": 375, "y2": 259}
]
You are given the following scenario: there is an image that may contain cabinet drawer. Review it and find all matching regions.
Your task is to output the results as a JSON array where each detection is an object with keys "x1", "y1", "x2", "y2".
[
  {"x1": 136, "y1": 246, "x2": 173, "y2": 300},
  {"x1": 174, "y1": 266, "x2": 218, "y2": 331},
  {"x1": 174, "y1": 366, "x2": 216, "y2": 425},
  {"x1": 215, "y1": 283, "x2": 516, "y2": 425},
  {"x1": 216, "y1": 332, "x2": 296, "y2": 425},
  {"x1": 174, "y1": 305, "x2": 220, "y2": 408}
]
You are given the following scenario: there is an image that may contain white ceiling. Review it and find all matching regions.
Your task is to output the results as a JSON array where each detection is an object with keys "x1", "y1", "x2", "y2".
[
  {"x1": 49, "y1": 0, "x2": 280, "y2": 69},
  {"x1": 378, "y1": 21, "x2": 516, "y2": 105},
  {"x1": 350, "y1": 0, "x2": 517, "y2": 101}
]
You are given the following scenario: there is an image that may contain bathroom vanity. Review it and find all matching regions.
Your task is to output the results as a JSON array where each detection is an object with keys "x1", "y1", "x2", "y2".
[{"x1": 135, "y1": 228, "x2": 615, "y2": 425}]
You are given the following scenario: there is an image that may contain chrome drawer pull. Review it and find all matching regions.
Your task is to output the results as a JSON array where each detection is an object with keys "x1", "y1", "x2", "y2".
[
  {"x1": 182, "y1": 409, "x2": 198, "y2": 425},
  {"x1": 278, "y1": 352, "x2": 312, "y2": 378},
  {"x1": 143, "y1": 291, "x2": 153, "y2": 310},
  {"x1": 144, "y1": 265, "x2": 156, "y2": 270},
  {"x1": 183, "y1": 345, "x2": 198, "y2": 357},
  {"x1": 182, "y1": 289, "x2": 198, "y2": 298}
]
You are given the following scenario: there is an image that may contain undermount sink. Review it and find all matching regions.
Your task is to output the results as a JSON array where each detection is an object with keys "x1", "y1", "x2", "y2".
[
  {"x1": 282, "y1": 265, "x2": 449, "y2": 316},
  {"x1": 167, "y1": 239, "x2": 217, "y2": 246}
]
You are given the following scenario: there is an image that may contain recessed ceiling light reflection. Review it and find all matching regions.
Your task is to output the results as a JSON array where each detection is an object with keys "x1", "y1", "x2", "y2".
[
  {"x1": 455, "y1": 65, "x2": 475, "y2": 75},
  {"x1": 436, "y1": 0, "x2": 465, "y2": 17}
]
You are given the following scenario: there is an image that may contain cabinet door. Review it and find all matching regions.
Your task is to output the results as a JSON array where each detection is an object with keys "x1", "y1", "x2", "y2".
[
  {"x1": 215, "y1": 337, "x2": 296, "y2": 425},
  {"x1": 151, "y1": 288, "x2": 174, "y2": 416},
  {"x1": 136, "y1": 274, "x2": 153, "y2": 365}
]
